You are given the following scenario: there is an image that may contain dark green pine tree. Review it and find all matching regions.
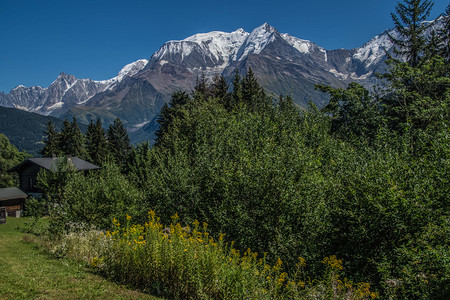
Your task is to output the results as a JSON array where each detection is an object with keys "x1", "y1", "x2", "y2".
[
  {"x1": 242, "y1": 68, "x2": 272, "y2": 113},
  {"x1": 231, "y1": 69, "x2": 242, "y2": 108},
  {"x1": 171, "y1": 91, "x2": 191, "y2": 108},
  {"x1": 155, "y1": 91, "x2": 191, "y2": 146},
  {"x1": 70, "y1": 117, "x2": 87, "y2": 159},
  {"x1": 58, "y1": 117, "x2": 86, "y2": 158},
  {"x1": 379, "y1": 0, "x2": 450, "y2": 132},
  {"x1": 107, "y1": 118, "x2": 131, "y2": 167},
  {"x1": 437, "y1": 4, "x2": 450, "y2": 62},
  {"x1": 212, "y1": 75, "x2": 229, "y2": 98},
  {"x1": 41, "y1": 120, "x2": 60, "y2": 157},
  {"x1": 85, "y1": 119, "x2": 108, "y2": 165},
  {"x1": 155, "y1": 103, "x2": 171, "y2": 146},
  {"x1": 388, "y1": 0, "x2": 434, "y2": 67},
  {"x1": 58, "y1": 119, "x2": 72, "y2": 155},
  {"x1": 212, "y1": 75, "x2": 232, "y2": 110},
  {"x1": 425, "y1": 30, "x2": 442, "y2": 59},
  {"x1": 193, "y1": 73, "x2": 211, "y2": 101}
]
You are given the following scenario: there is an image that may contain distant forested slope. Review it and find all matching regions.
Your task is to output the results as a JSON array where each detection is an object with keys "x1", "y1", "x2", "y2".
[{"x1": 0, "y1": 106, "x2": 86, "y2": 157}]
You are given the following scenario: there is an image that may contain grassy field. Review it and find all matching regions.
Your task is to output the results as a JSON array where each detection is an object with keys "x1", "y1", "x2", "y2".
[{"x1": 0, "y1": 217, "x2": 162, "y2": 299}]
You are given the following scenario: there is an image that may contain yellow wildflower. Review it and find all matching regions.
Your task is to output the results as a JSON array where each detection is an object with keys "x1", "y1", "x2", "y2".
[{"x1": 274, "y1": 258, "x2": 283, "y2": 271}]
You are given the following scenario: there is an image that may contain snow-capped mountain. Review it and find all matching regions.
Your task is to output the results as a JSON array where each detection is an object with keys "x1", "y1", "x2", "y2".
[
  {"x1": 0, "y1": 59, "x2": 148, "y2": 116},
  {"x1": 0, "y1": 18, "x2": 444, "y2": 131}
]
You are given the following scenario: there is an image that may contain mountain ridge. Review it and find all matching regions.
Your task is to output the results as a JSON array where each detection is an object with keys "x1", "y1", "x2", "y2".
[{"x1": 0, "y1": 19, "x2": 444, "y2": 133}]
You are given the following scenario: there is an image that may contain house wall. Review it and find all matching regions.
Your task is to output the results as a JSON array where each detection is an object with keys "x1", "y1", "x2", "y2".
[
  {"x1": 19, "y1": 165, "x2": 42, "y2": 193},
  {"x1": 0, "y1": 198, "x2": 25, "y2": 217}
]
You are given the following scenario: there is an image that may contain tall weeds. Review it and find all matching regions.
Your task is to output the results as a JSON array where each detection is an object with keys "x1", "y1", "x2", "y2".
[{"x1": 50, "y1": 211, "x2": 377, "y2": 299}]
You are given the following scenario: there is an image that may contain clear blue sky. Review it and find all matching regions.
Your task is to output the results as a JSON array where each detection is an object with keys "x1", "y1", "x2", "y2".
[{"x1": 0, "y1": 0, "x2": 448, "y2": 93}]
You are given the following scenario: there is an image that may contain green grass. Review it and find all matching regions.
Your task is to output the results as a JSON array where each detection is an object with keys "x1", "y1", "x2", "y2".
[{"x1": 0, "y1": 217, "x2": 163, "y2": 299}]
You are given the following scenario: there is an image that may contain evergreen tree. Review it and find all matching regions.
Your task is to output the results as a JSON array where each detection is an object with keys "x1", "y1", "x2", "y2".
[
  {"x1": 155, "y1": 103, "x2": 171, "y2": 146},
  {"x1": 212, "y1": 75, "x2": 229, "y2": 99},
  {"x1": 95, "y1": 119, "x2": 108, "y2": 162},
  {"x1": 107, "y1": 118, "x2": 131, "y2": 167},
  {"x1": 155, "y1": 92, "x2": 191, "y2": 146},
  {"x1": 171, "y1": 91, "x2": 191, "y2": 108},
  {"x1": 85, "y1": 119, "x2": 108, "y2": 165},
  {"x1": 242, "y1": 68, "x2": 260, "y2": 108},
  {"x1": 381, "y1": 55, "x2": 449, "y2": 132},
  {"x1": 193, "y1": 73, "x2": 211, "y2": 101},
  {"x1": 437, "y1": 4, "x2": 450, "y2": 61},
  {"x1": 380, "y1": 1, "x2": 450, "y2": 132},
  {"x1": 388, "y1": 0, "x2": 434, "y2": 67},
  {"x1": 70, "y1": 117, "x2": 87, "y2": 158},
  {"x1": 242, "y1": 68, "x2": 272, "y2": 113},
  {"x1": 58, "y1": 119, "x2": 72, "y2": 156},
  {"x1": 425, "y1": 30, "x2": 442, "y2": 59},
  {"x1": 41, "y1": 120, "x2": 59, "y2": 157},
  {"x1": 57, "y1": 118, "x2": 86, "y2": 157},
  {"x1": 212, "y1": 75, "x2": 233, "y2": 111},
  {"x1": 231, "y1": 69, "x2": 242, "y2": 107}
]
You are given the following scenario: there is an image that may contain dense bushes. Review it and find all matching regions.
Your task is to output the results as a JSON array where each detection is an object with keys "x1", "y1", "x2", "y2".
[
  {"x1": 133, "y1": 90, "x2": 448, "y2": 298},
  {"x1": 0, "y1": 133, "x2": 28, "y2": 188},
  {"x1": 38, "y1": 67, "x2": 449, "y2": 298},
  {"x1": 48, "y1": 211, "x2": 377, "y2": 299},
  {"x1": 38, "y1": 162, "x2": 144, "y2": 233}
]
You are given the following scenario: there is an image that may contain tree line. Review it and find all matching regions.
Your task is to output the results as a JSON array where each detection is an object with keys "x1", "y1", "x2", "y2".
[{"x1": 41, "y1": 117, "x2": 131, "y2": 167}]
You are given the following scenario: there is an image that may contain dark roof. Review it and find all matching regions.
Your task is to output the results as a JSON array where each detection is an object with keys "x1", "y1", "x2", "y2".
[
  {"x1": 9, "y1": 157, "x2": 100, "y2": 173},
  {"x1": 0, "y1": 187, "x2": 28, "y2": 201}
]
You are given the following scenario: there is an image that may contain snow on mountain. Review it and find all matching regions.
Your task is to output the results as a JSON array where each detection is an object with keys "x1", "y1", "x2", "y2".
[
  {"x1": 354, "y1": 17, "x2": 445, "y2": 68},
  {"x1": 280, "y1": 33, "x2": 315, "y2": 54},
  {"x1": 3, "y1": 19, "x2": 443, "y2": 127},
  {"x1": 353, "y1": 29, "x2": 396, "y2": 68},
  {"x1": 0, "y1": 59, "x2": 149, "y2": 116},
  {"x1": 151, "y1": 28, "x2": 249, "y2": 73},
  {"x1": 117, "y1": 59, "x2": 149, "y2": 80},
  {"x1": 237, "y1": 23, "x2": 277, "y2": 60},
  {"x1": 184, "y1": 29, "x2": 249, "y2": 62},
  {"x1": 109, "y1": 59, "x2": 149, "y2": 83},
  {"x1": 98, "y1": 59, "x2": 149, "y2": 89}
]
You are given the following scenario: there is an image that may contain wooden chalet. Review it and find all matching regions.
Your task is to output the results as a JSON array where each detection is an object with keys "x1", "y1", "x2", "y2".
[
  {"x1": 9, "y1": 157, "x2": 100, "y2": 194},
  {"x1": 0, "y1": 187, "x2": 27, "y2": 218}
]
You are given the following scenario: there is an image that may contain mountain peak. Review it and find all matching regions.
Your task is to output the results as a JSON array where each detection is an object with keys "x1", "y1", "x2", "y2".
[
  {"x1": 233, "y1": 28, "x2": 246, "y2": 34},
  {"x1": 117, "y1": 59, "x2": 148, "y2": 78},
  {"x1": 236, "y1": 23, "x2": 278, "y2": 60},
  {"x1": 256, "y1": 22, "x2": 277, "y2": 33},
  {"x1": 12, "y1": 85, "x2": 26, "y2": 91}
]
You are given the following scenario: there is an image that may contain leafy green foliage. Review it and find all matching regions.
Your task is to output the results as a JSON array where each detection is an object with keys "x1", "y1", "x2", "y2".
[
  {"x1": 39, "y1": 162, "x2": 143, "y2": 233},
  {"x1": 316, "y1": 82, "x2": 384, "y2": 142},
  {"x1": 0, "y1": 134, "x2": 29, "y2": 187},
  {"x1": 60, "y1": 163, "x2": 144, "y2": 230}
]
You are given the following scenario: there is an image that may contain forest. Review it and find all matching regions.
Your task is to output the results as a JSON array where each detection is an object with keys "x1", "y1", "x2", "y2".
[{"x1": 1, "y1": 1, "x2": 449, "y2": 299}]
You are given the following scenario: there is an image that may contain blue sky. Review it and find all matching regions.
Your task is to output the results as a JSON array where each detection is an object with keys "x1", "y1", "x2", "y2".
[{"x1": 0, "y1": 0, "x2": 448, "y2": 92}]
